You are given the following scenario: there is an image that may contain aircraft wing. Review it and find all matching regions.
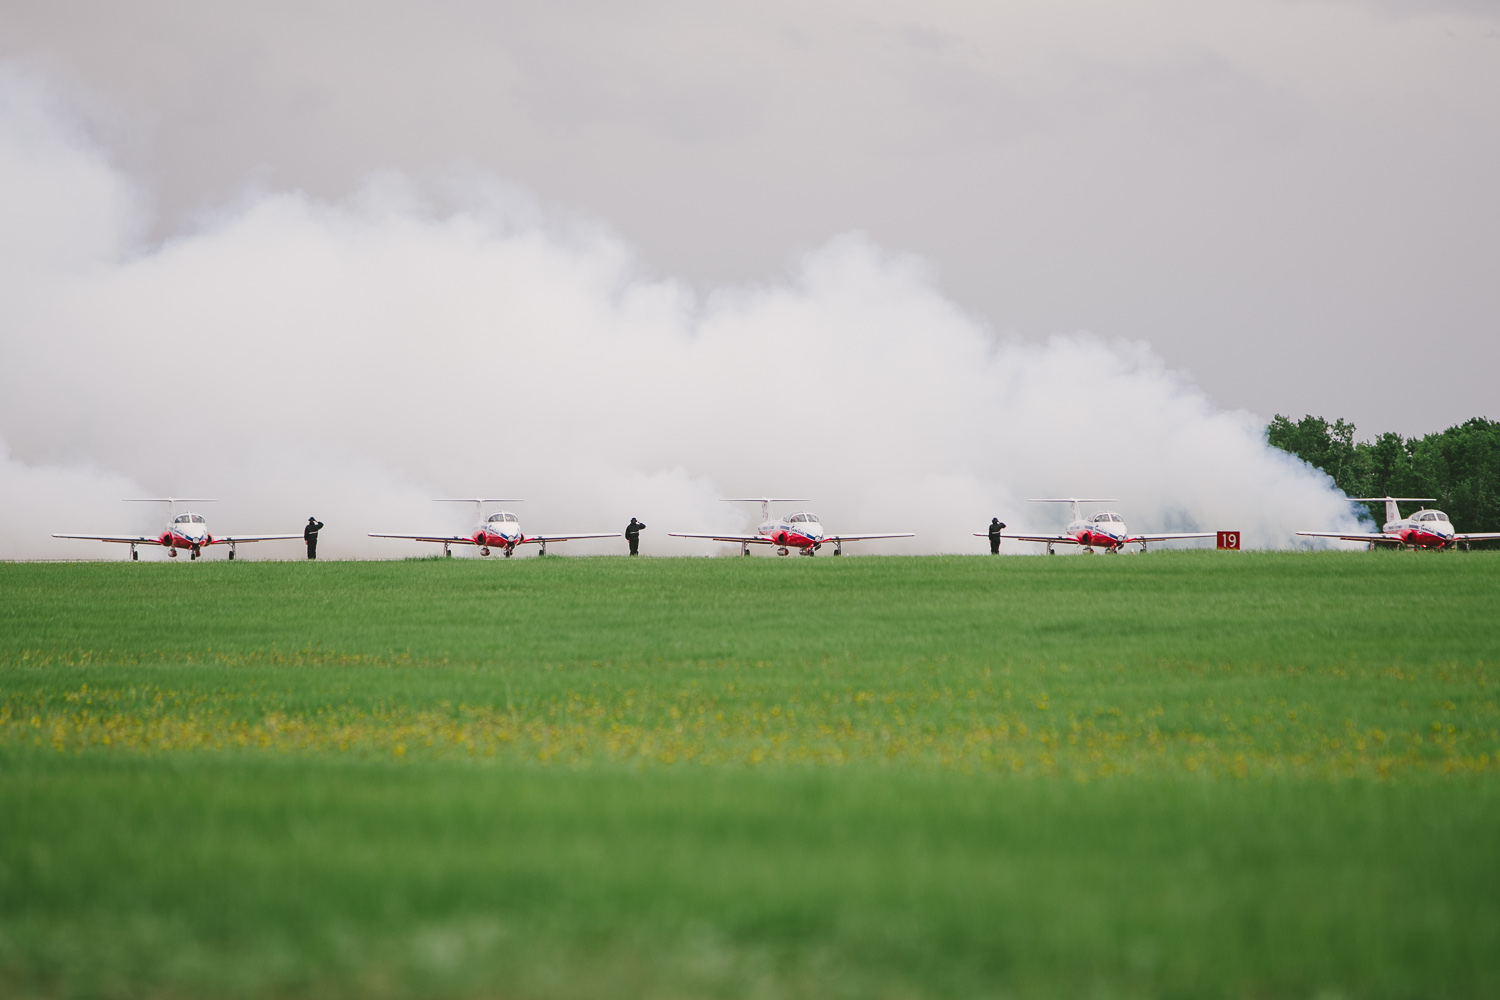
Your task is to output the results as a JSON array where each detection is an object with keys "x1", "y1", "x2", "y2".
[
  {"x1": 521, "y1": 533, "x2": 622, "y2": 544},
  {"x1": 668, "y1": 532, "x2": 774, "y2": 544},
  {"x1": 52, "y1": 533, "x2": 162, "y2": 545},
  {"x1": 975, "y1": 532, "x2": 1080, "y2": 545},
  {"x1": 823, "y1": 533, "x2": 916, "y2": 543},
  {"x1": 368, "y1": 533, "x2": 478, "y2": 545},
  {"x1": 1295, "y1": 531, "x2": 1398, "y2": 544},
  {"x1": 1127, "y1": 532, "x2": 1216, "y2": 544},
  {"x1": 1455, "y1": 532, "x2": 1500, "y2": 543},
  {"x1": 210, "y1": 534, "x2": 303, "y2": 545}
]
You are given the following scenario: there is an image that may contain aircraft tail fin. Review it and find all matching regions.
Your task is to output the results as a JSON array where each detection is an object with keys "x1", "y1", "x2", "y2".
[
  {"x1": 433, "y1": 498, "x2": 525, "y2": 522},
  {"x1": 721, "y1": 497, "x2": 812, "y2": 522},
  {"x1": 1028, "y1": 497, "x2": 1119, "y2": 524},
  {"x1": 1348, "y1": 496, "x2": 1437, "y2": 526},
  {"x1": 123, "y1": 497, "x2": 218, "y2": 519}
]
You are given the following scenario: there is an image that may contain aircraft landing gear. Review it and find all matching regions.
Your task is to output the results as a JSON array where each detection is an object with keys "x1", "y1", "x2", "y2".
[
  {"x1": 537, "y1": 540, "x2": 547, "y2": 557},
  {"x1": 833, "y1": 540, "x2": 843, "y2": 556},
  {"x1": 741, "y1": 542, "x2": 751, "y2": 557},
  {"x1": 504, "y1": 545, "x2": 515, "y2": 558},
  {"x1": 1045, "y1": 542, "x2": 1054, "y2": 556},
  {"x1": 130, "y1": 543, "x2": 138, "y2": 561},
  {"x1": 443, "y1": 542, "x2": 452, "y2": 557},
  {"x1": 190, "y1": 545, "x2": 200, "y2": 560},
  {"x1": 800, "y1": 546, "x2": 815, "y2": 556}
]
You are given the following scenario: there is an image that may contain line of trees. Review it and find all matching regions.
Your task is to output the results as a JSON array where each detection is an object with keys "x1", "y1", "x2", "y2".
[{"x1": 1267, "y1": 414, "x2": 1500, "y2": 532}]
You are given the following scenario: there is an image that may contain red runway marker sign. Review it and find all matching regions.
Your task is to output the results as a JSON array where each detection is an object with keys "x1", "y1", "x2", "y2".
[{"x1": 1216, "y1": 530, "x2": 1241, "y2": 550}]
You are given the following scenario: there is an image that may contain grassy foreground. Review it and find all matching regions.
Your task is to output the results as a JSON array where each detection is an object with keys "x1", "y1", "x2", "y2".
[{"x1": 1, "y1": 552, "x2": 1498, "y2": 998}]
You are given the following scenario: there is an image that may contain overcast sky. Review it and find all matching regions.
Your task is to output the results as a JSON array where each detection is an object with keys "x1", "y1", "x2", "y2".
[{"x1": 3, "y1": 0, "x2": 1496, "y2": 437}]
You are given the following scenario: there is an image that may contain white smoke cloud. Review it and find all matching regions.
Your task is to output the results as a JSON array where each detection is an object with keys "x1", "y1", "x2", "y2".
[{"x1": 0, "y1": 66, "x2": 1358, "y2": 560}]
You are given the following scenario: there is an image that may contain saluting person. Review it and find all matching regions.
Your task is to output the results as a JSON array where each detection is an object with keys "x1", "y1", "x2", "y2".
[
  {"x1": 625, "y1": 517, "x2": 646, "y2": 556},
  {"x1": 304, "y1": 516, "x2": 325, "y2": 560},
  {"x1": 987, "y1": 517, "x2": 1006, "y2": 555}
]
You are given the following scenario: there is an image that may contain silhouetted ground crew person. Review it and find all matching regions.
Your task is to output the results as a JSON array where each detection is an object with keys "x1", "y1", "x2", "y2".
[
  {"x1": 625, "y1": 517, "x2": 646, "y2": 556},
  {"x1": 304, "y1": 517, "x2": 324, "y2": 560},
  {"x1": 988, "y1": 517, "x2": 1006, "y2": 555}
]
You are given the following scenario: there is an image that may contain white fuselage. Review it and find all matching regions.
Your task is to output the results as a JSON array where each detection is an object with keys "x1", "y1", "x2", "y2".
[
  {"x1": 1067, "y1": 512, "x2": 1130, "y2": 550},
  {"x1": 472, "y1": 512, "x2": 524, "y2": 552},
  {"x1": 759, "y1": 512, "x2": 826, "y2": 550},
  {"x1": 161, "y1": 513, "x2": 212, "y2": 550},
  {"x1": 1380, "y1": 511, "x2": 1456, "y2": 548}
]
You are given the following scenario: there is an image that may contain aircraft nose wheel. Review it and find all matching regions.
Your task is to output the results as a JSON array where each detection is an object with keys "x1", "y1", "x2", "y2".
[{"x1": 505, "y1": 546, "x2": 515, "y2": 558}]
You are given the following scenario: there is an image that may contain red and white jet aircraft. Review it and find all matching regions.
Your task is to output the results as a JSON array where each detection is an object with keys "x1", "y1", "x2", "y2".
[
  {"x1": 980, "y1": 498, "x2": 1215, "y2": 554},
  {"x1": 370, "y1": 499, "x2": 620, "y2": 557},
  {"x1": 53, "y1": 498, "x2": 302, "y2": 560},
  {"x1": 670, "y1": 498, "x2": 915, "y2": 556},
  {"x1": 1297, "y1": 496, "x2": 1500, "y2": 551}
]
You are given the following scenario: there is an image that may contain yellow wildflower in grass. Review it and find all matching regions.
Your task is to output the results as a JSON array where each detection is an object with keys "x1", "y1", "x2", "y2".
[{"x1": 3, "y1": 668, "x2": 1497, "y2": 780}]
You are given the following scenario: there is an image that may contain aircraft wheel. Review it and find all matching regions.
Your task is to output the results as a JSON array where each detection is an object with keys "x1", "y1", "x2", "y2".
[
  {"x1": 228, "y1": 550, "x2": 235, "y2": 560},
  {"x1": 132, "y1": 551, "x2": 139, "y2": 561},
  {"x1": 505, "y1": 547, "x2": 514, "y2": 558}
]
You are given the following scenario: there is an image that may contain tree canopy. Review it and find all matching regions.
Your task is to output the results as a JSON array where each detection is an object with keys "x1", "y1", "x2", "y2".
[{"x1": 1267, "y1": 415, "x2": 1500, "y2": 532}]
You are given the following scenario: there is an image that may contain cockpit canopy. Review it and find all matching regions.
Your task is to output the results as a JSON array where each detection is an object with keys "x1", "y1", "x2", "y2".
[
  {"x1": 1416, "y1": 510, "x2": 1448, "y2": 522},
  {"x1": 787, "y1": 512, "x2": 821, "y2": 524},
  {"x1": 486, "y1": 511, "x2": 519, "y2": 523},
  {"x1": 1090, "y1": 512, "x2": 1123, "y2": 523},
  {"x1": 173, "y1": 513, "x2": 206, "y2": 524}
]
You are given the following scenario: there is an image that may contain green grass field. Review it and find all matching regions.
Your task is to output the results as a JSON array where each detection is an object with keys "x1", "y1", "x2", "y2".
[{"x1": 2, "y1": 552, "x2": 1497, "y2": 998}]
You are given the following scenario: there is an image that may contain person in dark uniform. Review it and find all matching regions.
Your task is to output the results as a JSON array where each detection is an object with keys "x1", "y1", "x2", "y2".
[
  {"x1": 304, "y1": 516, "x2": 325, "y2": 560},
  {"x1": 987, "y1": 517, "x2": 1006, "y2": 555},
  {"x1": 625, "y1": 517, "x2": 646, "y2": 556}
]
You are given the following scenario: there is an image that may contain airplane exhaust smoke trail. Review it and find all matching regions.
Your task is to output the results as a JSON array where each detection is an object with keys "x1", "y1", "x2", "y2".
[{"x1": 0, "y1": 66, "x2": 1358, "y2": 559}]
